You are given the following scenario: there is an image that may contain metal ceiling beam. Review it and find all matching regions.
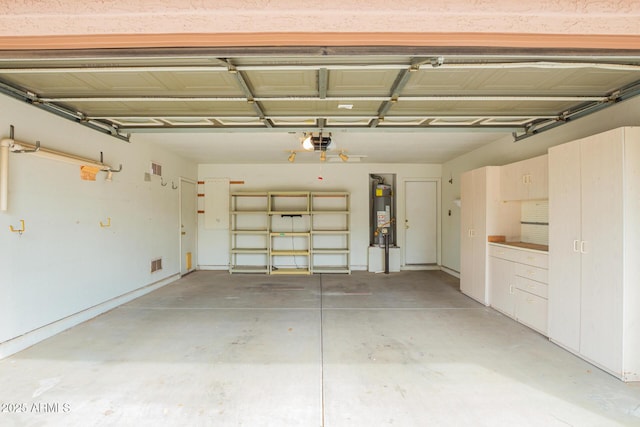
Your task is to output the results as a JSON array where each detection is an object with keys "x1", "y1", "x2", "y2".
[
  {"x1": 0, "y1": 79, "x2": 129, "y2": 142},
  {"x1": 227, "y1": 66, "x2": 272, "y2": 128},
  {"x1": 513, "y1": 79, "x2": 640, "y2": 142},
  {"x1": 39, "y1": 95, "x2": 607, "y2": 103},
  {"x1": 318, "y1": 68, "x2": 328, "y2": 99}
]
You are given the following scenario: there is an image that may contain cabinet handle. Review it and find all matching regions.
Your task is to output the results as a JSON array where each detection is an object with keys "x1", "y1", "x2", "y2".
[
  {"x1": 573, "y1": 240, "x2": 580, "y2": 252},
  {"x1": 580, "y1": 241, "x2": 587, "y2": 254}
]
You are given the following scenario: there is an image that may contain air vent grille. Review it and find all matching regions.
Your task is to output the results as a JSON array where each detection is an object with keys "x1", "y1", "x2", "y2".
[
  {"x1": 151, "y1": 258, "x2": 163, "y2": 273},
  {"x1": 151, "y1": 162, "x2": 162, "y2": 177}
]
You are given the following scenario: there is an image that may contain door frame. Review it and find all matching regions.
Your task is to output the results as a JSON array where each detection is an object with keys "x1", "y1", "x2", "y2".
[
  {"x1": 179, "y1": 177, "x2": 198, "y2": 275},
  {"x1": 402, "y1": 177, "x2": 441, "y2": 269}
]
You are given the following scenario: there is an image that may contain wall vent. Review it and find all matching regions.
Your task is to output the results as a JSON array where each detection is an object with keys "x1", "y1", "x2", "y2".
[
  {"x1": 151, "y1": 258, "x2": 163, "y2": 273},
  {"x1": 150, "y1": 162, "x2": 162, "y2": 177}
]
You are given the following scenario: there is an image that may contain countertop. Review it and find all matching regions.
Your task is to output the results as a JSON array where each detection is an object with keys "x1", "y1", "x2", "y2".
[{"x1": 489, "y1": 241, "x2": 549, "y2": 252}]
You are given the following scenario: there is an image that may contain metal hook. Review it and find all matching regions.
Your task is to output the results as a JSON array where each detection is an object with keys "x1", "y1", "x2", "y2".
[
  {"x1": 9, "y1": 219, "x2": 25, "y2": 235},
  {"x1": 104, "y1": 164, "x2": 122, "y2": 173},
  {"x1": 172, "y1": 182, "x2": 178, "y2": 190},
  {"x1": 9, "y1": 125, "x2": 41, "y2": 153},
  {"x1": 12, "y1": 140, "x2": 40, "y2": 153},
  {"x1": 100, "y1": 217, "x2": 111, "y2": 228},
  {"x1": 161, "y1": 177, "x2": 167, "y2": 187}
]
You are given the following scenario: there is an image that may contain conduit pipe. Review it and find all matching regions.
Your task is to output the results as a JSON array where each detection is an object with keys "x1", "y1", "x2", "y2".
[
  {"x1": 0, "y1": 136, "x2": 120, "y2": 212},
  {"x1": 7, "y1": 140, "x2": 115, "y2": 171},
  {"x1": 0, "y1": 138, "x2": 9, "y2": 211}
]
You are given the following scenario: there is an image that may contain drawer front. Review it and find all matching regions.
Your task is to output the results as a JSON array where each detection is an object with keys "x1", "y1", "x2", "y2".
[
  {"x1": 514, "y1": 263, "x2": 548, "y2": 284},
  {"x1": 515, "y1": 289, "x2": 548, "y2": 335},
  {"x1": 515, "y1": 276, "x2": 548, "y2": 298},
  {"x1": 488, "y1": 245, "x2": 521, "y2": 262},
  {"x1": 517, "y1": 251, "x2": 548, "y2": 268}
]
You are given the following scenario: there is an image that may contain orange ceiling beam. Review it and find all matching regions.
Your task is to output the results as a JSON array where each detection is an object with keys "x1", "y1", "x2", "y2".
[{"x1": 0, "y1": 32, "x2": 639, "y2": 51}]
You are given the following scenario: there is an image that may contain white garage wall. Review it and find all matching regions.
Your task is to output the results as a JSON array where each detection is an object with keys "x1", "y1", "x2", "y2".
[
  {"x1": 441, "y1": 95, "x2": 640, "y2": 273},
  {"x1": 198, "y1": 163, "x2": 441, "y2": 270},
  {"x1": 0, "y1": 95, "x2": 196, "y2": 356}
]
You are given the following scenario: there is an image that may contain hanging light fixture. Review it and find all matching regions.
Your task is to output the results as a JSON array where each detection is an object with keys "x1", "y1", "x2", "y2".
[
  {"x1": 302, "y1": 133, "x2": 314, "y2": 151},
  {"x1": 300, "y1": 131, "x2": 332, "y2": 151}
]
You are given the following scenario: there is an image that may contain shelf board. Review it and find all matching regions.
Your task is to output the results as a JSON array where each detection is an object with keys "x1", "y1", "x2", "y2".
[
  {"x1": 231, "y1": 229, "x2": 269, "y2": 234},
  {"x1": 312, "y1": 266, "x2": 351, "y2": 274},
  {"x1": 312, "y1": 249, "x2": 350, "y2": 254},
  {"x1": 271, "y1": 250, "x2": 310, "y2": 256},
  {"x1": 311, "y1": 229, "x2": 349, "y2": 234},
  {"x1": 270, "y1": 268, "x2": 311, "y2": 275},
  {"x1": 231, "y1": 248, "x2": 269, "y2": 254},
  {"x1": 268, "y1": 210, "x2": 310, "y2": 215},
  {"x1": 311, "y1": 210, "x2": 350, "y2": 214},
  {"x1": 231, "y1": 192, "x2": 268, "y2": 197},
  {"x1": 270, "y1": 232, "x2": 310, "y2": 237},
  {"x1": 230, "y1": 265, "x2": 270, "y2": 273}
]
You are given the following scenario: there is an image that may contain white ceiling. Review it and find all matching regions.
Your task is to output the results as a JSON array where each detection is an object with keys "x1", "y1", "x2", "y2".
[{"x1": 137, "y1": 129, "x2": 510, "y2": 164}]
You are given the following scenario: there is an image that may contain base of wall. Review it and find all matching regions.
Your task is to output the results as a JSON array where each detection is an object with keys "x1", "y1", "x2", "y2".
[
  {"x1": 0, "y1": 273, "x2": 180, "y2": 360},
  {"x1": 198, "y1": 265, "x2": 229, "y2": 271},
  {"x1": 440, "y1": 266, "x2": 460, "y2": 279},
  {"x1": 401, "y1": 264, "x2": 441, "y2": 271}
]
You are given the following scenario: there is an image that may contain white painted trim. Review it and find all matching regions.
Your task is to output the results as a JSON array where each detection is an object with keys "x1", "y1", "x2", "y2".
[
  {"x1": 198, "y1": 265, "x2": 230, "y2": 271},
  {"x1": 0, "y1": 274, "x2": 180, "y2": 359},
  {"x1": 441, "y1": 266, "x2": 460, "y2": 279},
  {"x1": 179, "y1": 177, "x2": 198, "y2": 276},
  {"x1": 401, "y1": 265, "x2": 441, "y2": 271}
]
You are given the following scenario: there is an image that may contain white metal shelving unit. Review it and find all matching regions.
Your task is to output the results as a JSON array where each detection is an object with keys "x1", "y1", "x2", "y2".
[
  {"x1": 268, "y1": 191, "x2": 311, "y2": 275},
  {"x1": 229, "y1": 192, "x2": 270, "y2": 273},
  {"x1": 310, "y1": 192, "x2": 351, "y2": 274},
  {"x1": 230, "y1": 190, "x2": 350, "y2": 275}
]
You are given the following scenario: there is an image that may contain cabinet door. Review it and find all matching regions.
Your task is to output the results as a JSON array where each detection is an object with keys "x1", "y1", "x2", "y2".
[
  {"x1": 515, "y1": 289, "x2": 548, "y2": 335},
  {"x1": 460, "y1": 170, "x2": 475, "y2": 297},
  {"x1": 526, "y1": 155, "x2": 548, "y2": 200},
  {"x1": 579, "y1": 131, "x2": 624, "y2": 373},
  {"x1": 500, "y1": 161, "x2": 522, "y2": 201},
  {"x1": 472, "y1": 168, "x2": 489, "y2": 304},
  {"x1": 489, "y1": 256, "x2": 515, "y2": 317},
  {"x1": 548, "y1": 140, "x2": 582, "y2": 352}
]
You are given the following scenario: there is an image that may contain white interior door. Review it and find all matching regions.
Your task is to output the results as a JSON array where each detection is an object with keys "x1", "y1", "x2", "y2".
[
  {"x1": 180, "y1": 179, "x2": 197, "y2": 275},
  {"x1": 404, "y1": 180, "x2": 437, "y2": 265}
]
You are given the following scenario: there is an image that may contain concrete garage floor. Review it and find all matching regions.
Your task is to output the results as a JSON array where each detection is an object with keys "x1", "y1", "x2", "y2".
[{"x1": 1, "y1": 271, "x2": 639, "y2": 426}]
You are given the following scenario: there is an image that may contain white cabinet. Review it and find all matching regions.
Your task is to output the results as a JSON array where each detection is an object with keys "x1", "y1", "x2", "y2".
[
  {"x1": 548, "y1": 127, "x2": 640, "y2": 381},
  {"x1": 460, "y1": 167, "x2": 519, "y2": 305},
  {"x1": 501, "y1": 154, "x2": 548, "y2": 201},
  {"x1": 489, "y1": 243, "x2": 548, "y2": 335},
  {"x1": 489, "y1": 255, "x2": 515, "y2": 317}
]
